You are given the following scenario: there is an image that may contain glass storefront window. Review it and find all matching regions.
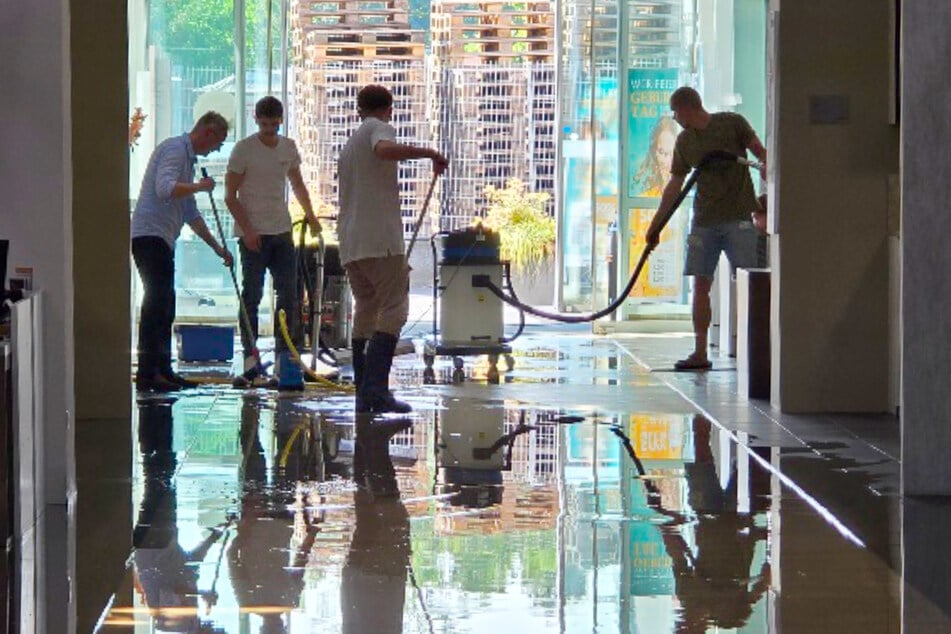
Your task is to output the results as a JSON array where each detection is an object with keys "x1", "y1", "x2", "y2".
[
  {"x1": 557, "y1": 0, "x2": 766, "y2": 319},
  {"x1": 129, "y1": 0, "x2": 289, "y2": 337}
]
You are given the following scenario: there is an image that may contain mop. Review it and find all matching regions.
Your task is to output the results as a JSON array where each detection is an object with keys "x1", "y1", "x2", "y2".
[{"x1": 200, "y1": 167, "x2": 270, "y2": 387}]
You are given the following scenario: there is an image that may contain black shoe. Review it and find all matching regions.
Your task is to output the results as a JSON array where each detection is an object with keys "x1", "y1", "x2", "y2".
[
  {"x1": 163, "y1": 373, "x2": 200, "y2": 389},
  {"x1": 135, "y1": 375, "x2": 182, "y2": 393}
]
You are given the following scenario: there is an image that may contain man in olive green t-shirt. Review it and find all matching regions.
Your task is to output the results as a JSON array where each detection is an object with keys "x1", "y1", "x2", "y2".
[{"x1": 645, "y1": 87, "x2": 767, "y2": 371}]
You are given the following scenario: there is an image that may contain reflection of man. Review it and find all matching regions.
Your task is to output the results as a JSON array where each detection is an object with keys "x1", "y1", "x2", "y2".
[
  {"x1": 341, "y1": 415, "x2": 411, "y2": 633},
  {"x1": 133, "y1": 401, "x2": 226, "y2": 632},
  {"x1": 645, "y1": 87, "x2": 767, "y2": 371},
  {"x1": 657, "y1": 416, "x2": 771, "y2": 633},
  {"x1": 228, "y1": 397, "x2": 319, "y2": 634}
]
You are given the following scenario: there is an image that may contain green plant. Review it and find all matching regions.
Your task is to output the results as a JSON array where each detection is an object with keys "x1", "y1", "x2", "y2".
[{"x1": 482, "y1": 178, "x2": 555, "y2": 273}]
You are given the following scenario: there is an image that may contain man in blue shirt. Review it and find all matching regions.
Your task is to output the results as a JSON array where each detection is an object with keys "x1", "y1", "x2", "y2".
[{"x1": 131, "y1": 111, "x2": 234, "y2": 392}]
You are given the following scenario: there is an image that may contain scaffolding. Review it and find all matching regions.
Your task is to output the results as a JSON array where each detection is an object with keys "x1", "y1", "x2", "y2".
[
  {"x1": 429, "y1": 0, "x2": 557, "y2": 230},
  {"x1": 291, "y1": 0, "x2": 430, "y2": 232},
  {"x1": 289, "y1": 0, "x2": 560, "y2": 233},
  {"x1": 431, "y1": 64, "x2": 556, "y2": 230}
]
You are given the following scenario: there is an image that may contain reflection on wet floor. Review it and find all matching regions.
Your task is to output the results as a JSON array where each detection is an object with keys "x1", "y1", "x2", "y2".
[{"x1": 96, "y1": 336, "x2": 914, "y2": 633}]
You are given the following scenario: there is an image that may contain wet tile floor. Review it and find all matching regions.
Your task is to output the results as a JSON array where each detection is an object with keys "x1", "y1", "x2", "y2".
[{"x1": 95, "y1": 332, "x2": 940, "y2": 633}]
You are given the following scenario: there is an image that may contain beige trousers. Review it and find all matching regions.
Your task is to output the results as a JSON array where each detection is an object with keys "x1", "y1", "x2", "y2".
[{"x1": 345, "y1": 254, "x2": 410, "y2": 338}]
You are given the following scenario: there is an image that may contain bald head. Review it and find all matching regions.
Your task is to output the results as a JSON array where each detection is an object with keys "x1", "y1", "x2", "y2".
[{"x1": 670, "y1": 87, "x2": 703, "y2": 111}]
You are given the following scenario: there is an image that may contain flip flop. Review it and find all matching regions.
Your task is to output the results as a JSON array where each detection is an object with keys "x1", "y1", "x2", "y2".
[{"x1": 674, "y1": 355, "x2": 712, "y2": 371}]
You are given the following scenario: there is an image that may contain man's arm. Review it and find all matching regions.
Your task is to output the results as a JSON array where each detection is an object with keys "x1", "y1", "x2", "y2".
[
  {"x1": 287, "y1": 166, "x2": 321, "y2": 235},
  {"x1": 747, "y1": 135, "x2": 767, "y2": 179},
  {"x1": 645, "y1": 174, "x2": 686, "y2": 247},
  {"x1": 153, "y1": 145, "x2": 213, "y2": 200},
  {"x1": 170, "y1": 179, "x2": 214, "y2": 198},
  {"x1": 186, "y1": 216, "x2": 233, "y2": 267},
  {"x1": 224, "y1": 170, "x2": 261, "y2": 252},
  {"x1": 374, "y1": 140, "x2": 449, "y2": 175}
]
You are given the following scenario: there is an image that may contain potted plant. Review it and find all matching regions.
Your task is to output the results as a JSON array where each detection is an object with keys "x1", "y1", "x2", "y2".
[{"x1": 482, "y1": 178, "x2": 556, "y2": 305}]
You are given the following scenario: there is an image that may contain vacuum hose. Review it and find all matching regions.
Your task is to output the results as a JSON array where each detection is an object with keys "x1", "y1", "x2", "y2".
[{"x1": 481, "y1": 151, "x2": 760, "y2": 324}]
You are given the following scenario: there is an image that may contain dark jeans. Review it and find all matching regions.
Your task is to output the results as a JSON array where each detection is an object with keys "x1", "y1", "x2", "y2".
[
  {"x1": 239, "y1": 232, "x2": 300, "y2": 357},
  {"x1": 132, "y1": 236, "x2": 175, "y2": 379}
]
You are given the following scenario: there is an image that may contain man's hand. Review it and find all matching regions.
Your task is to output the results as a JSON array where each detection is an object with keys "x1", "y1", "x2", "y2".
[
  {"x1": 431, "y1": 151, "x2": 449, "y2": 176},
  {"x1": 306, "y1": 213, "x2": 322, "y2": 236},
  {"x1": 241, "y1": 228, "x2": 262, "y2": 252},
  {"x1": 196, "y1": 176, "x2": 215, "y2": 193},
  {"x1": 645, "y1": 227, "x2": 660, "y2": 249},
  {"x1": 217, "y1": 246, "x2": 234, "y2": 268}
]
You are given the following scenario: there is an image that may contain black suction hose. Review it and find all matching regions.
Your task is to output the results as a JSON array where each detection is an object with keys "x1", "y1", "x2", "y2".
[
  {"x1": 481, "y1": 151, "x2": 758, "y2": 324},
  {"x1": 293, "y1": 219, "x2": 339, "y2": 367},
  {"x1": 501, "y1": 261, "x2": 526, "y2": 343}
]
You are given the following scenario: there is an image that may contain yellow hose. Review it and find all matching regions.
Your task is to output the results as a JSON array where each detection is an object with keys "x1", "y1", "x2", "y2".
[
  {"x1": 277, "y1": 309, "x2": 355, "y2": 393},
  {"x1": 279, "y1": 423, "x2": 306, "y2": 468}
]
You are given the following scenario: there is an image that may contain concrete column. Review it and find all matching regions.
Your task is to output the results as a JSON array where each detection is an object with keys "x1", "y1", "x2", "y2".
[
  {"x1": 71, "y1": 3, "x2": 132, "y2": 632},
  {"x1": 768, "y1": 1, "x2": 898, "y2": 412},
  {"x1": 901, "y1": 2, "x2": 951, "y2": 494}
]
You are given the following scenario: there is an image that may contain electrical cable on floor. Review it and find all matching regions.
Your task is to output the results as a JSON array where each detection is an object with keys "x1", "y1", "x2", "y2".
[
  {"x1": 407, "y1": 563, "x2": 436, "y2": 634},
  {"x1": 277, "y1": 309, "x2": 355, "y2": 393}
]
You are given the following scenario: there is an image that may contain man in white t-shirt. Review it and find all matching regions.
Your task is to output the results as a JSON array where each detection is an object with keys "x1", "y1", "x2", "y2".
[
  {"x1": 338, "y1": 84, "x2": 448, "y2": 413},
  {"x1": 225, "y1": 96, "x2": 321, "y2": 386}
]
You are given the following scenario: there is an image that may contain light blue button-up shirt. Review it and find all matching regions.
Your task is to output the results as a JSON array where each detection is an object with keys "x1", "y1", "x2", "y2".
[{"x1": 131, "y1": 134, "x2": 202, "y2": 248}]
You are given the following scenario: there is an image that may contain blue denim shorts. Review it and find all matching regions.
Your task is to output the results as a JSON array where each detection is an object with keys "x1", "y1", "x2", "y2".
[{"x1": 684, "y1": 220, "x2": 759, "y2": 277}]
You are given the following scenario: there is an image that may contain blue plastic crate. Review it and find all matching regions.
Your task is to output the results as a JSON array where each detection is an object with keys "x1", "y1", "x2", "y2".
[{"x1": 176, "y1": 324, "x2": 234, "y2": 362}]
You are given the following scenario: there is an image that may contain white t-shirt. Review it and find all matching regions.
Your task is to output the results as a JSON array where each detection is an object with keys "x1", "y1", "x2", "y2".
[
  {"x1": 337, "y1": 117, "x2": 403, "y2": 265},
  {"x1": 227, "y1": 135, "x2": 301, "y2": 236}
]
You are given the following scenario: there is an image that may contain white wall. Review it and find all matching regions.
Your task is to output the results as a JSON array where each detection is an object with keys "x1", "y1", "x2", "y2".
[
  {"x1": 0, "y1": 0, "x2": 73, "y2": 508},
  {"x1": 0, "y1": 3, "x2": 74, "y2": 632}
]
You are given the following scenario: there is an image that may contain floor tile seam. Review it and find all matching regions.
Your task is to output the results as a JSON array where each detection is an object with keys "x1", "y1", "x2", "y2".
[
  {"x1": 744, "y1": 404, "x2": 901, "y2": 465},
  {"x1": 643, "y1": 366, "x2": 900, "y2": 474},
  {"x1": 813, "y1": 413, "x2": 901, "y2": 463},
  {"x1": 613, "y1": 339, "x2": 901, "y2": 466},
  {"x1": 747, "y1": 401, "x2": 901, "y2": 465},
  {"x1": 611, "y1": 339, "x2": 871, "y2": 548}
]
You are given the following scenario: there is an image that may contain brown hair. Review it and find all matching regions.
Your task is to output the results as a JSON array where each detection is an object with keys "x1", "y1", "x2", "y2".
[
  {"x1": 255, "y1": 96, "x2": 283, "y2": 119},
  {"x1": 357, "y1": 85, "x2": 393, "y2": 113}
]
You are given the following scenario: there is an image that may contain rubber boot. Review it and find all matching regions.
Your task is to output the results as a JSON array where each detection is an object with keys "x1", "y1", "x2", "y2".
[
  {"x1": 351, "y1": 337, "x2": 368, "y2": 391},
  {"x1": 358, "y1": 332, "x2": 411, "y2": 414},
  {"x1": 277, "y1": 350, "x2": 304, "y2": 391},
  {"x1": 353, "y1": 414, "x2": 410, "y2": 495}
]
